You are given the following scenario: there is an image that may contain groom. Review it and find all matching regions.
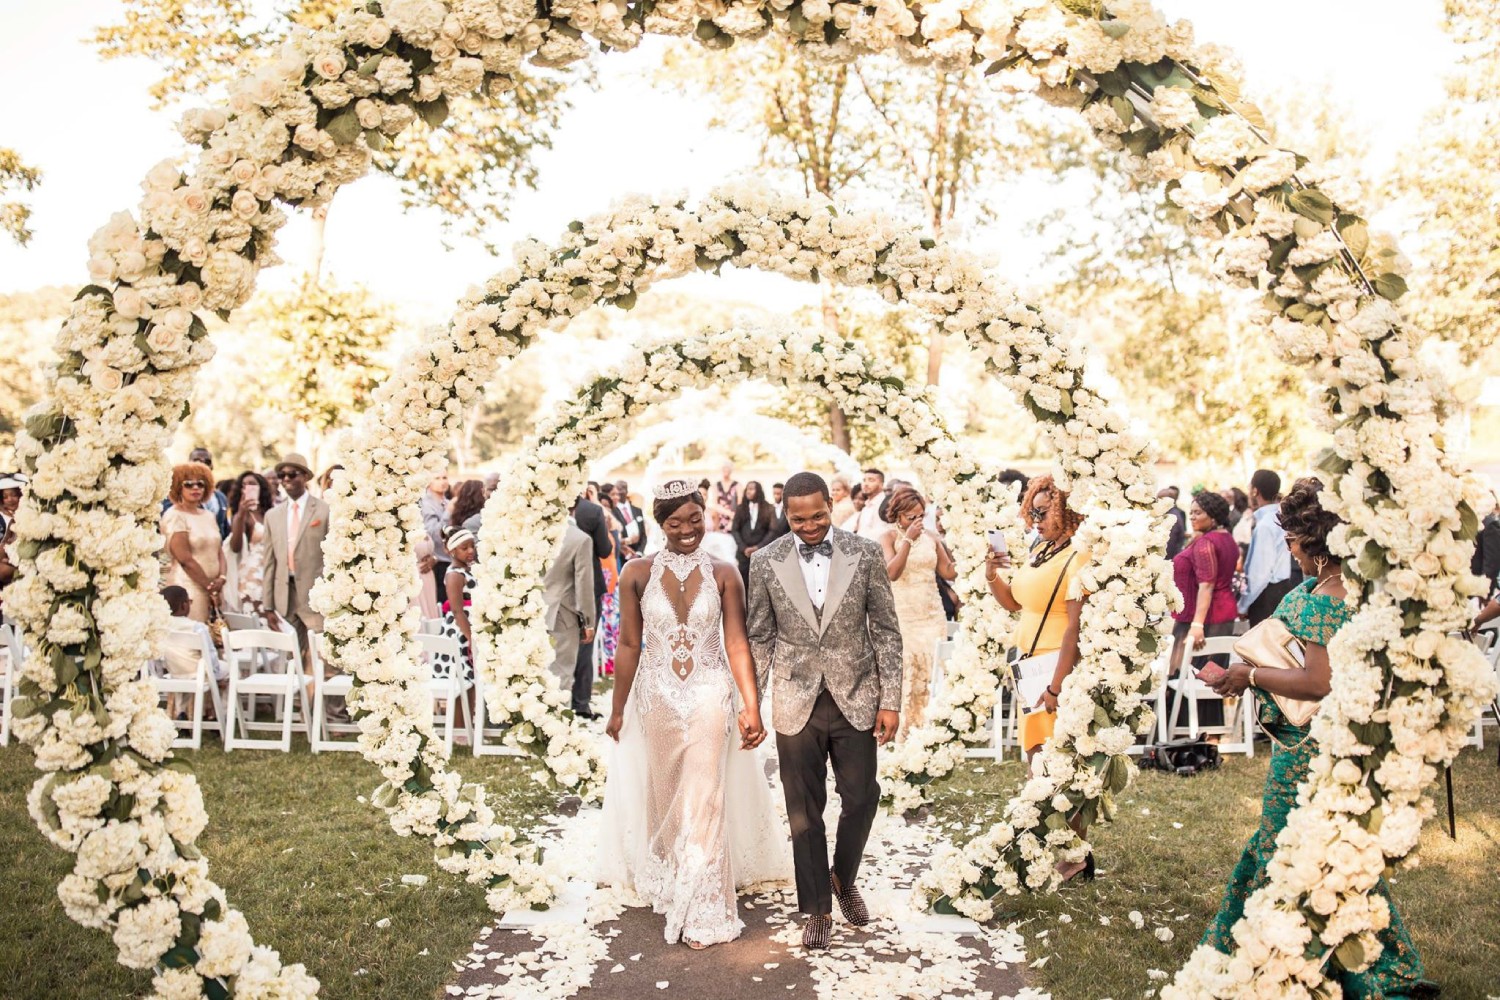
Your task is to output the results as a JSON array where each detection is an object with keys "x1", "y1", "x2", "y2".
[{"x1": 746, "y1": 472, "x2": 903, "y2": 950}]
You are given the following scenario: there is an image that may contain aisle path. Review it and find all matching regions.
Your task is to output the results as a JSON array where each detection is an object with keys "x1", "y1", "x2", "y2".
[{"x1": 446, "y1": 801, "x2": 1043, "y2": 1000}]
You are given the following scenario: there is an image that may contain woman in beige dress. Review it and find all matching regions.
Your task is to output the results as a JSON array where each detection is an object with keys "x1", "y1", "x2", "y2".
[
  {"x1": 224, "y1": 470, "x2": 270, "y2": 614},
  {"x1": 880, "y1": 489, "x2": 956, "y2": 737},
  {"x1": 162, "y1": 462, "x2": 226, "y2": 623}
]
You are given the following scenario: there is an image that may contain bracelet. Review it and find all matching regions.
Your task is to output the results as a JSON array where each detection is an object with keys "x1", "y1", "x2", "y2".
[
  {"x1": 1248, "y1": 667, "x2": 1258, "y2": 689},
  {"x1": 1046, "y1": 685, "x2": 1060, "y2": 698}
]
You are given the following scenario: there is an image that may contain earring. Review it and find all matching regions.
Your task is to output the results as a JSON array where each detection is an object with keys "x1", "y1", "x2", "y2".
[{"x1": 1315, "y1": 556, "x2": 1328, "y2": 574}]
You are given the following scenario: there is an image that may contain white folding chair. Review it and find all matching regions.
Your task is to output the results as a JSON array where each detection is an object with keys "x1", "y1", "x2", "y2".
[
  {"x1": 310, "y1": 634, "x2": 360, "y2": 752},
  {"x1": 1, "y1": 621, "x2": 22, "y2": 746},
  {"x1": 222, "y1": 610, "x2": 262, "y2": 631},
  {"x1": 928, "y1": 636, "x2": 953, "y2": 707},
  {"x1": 945, "y1": 620, "x2": 962, "y2": 641},
  {"x1": 418, "y1": 617, "x2": 444, "y2": 636},
  {"x1": 151, "y1": 630, "x2": 226, "y2": 750},
  {"x1": 419, "y1": 632, "x2": 474, "y2": 752},
  {"x1": 223, "y1": 629, "x2": 311, "y2": 751},
  {"x1": 1464, "y1": 625, "x2": 1498, "y2": 752},
  {"x1": 471, "y1": 670, "x2": 525, "y2": 758},
  {"x1": 1165, "y1": 634, "x2": 1254, "y2": 756},
  {"x1": 1128, "y1": 652, "x2": 1173, "y2": 757}
]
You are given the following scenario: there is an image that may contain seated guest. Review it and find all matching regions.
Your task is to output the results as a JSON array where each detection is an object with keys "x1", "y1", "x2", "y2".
[{"x1": 160, "y1": 585, "x2": 227, "y2": 717}]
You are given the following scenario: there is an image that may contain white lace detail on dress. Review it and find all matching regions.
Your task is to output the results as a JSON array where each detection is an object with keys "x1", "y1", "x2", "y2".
[{"x1": 629, "y1": 546, "x2": 742, "y2": 945}]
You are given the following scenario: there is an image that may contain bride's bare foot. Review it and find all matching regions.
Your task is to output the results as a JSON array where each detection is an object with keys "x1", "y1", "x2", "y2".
[{"x1": 684, "y1": 938, "x2": 712, "y2": 950}]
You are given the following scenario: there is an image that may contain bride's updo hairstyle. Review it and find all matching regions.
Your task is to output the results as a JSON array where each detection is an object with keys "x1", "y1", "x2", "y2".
[{"x1": 652, "y1": 479, "x2": 705, "y2": 523}]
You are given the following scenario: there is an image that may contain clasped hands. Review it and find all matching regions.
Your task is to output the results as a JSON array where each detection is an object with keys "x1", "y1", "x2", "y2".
[{"x1": 737, "y1": 708, "x2": 767, "y2": 750}]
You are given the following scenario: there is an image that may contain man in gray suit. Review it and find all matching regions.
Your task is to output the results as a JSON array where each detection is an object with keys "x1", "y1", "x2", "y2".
[
  {"x1": 543, "y1": 501, "x2": 597, "y2": 716},
  {"x1": 262, "y1": 453, "x2": 329, "y2": 675},
  {"x1": 746, "y1": 471, "x2": 903, "y2": 951}
]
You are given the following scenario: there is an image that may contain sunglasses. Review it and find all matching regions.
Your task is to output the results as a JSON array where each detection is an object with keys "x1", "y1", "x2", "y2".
[
  {"x1": 1028, "y1": 505, "x2": 1049, "y2": 522},
  {"x1": 276, "y1": 470, "x2": 305, "y2": 480},
  {"x1": 183, "y1": 480, "x2": 207, "y2": 489}
]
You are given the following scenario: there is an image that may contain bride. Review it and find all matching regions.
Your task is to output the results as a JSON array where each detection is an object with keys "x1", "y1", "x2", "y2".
[{"x1": 599, "y1": 479, "x2": 785, "y2": 948}]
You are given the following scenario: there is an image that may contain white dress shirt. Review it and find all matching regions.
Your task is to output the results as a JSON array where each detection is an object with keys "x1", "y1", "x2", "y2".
[
  {"x1": 283, "y1": 492, "x2": 307, "y2": 575},
  {"x1": 855, "y1": 492, "x2": 891, "y2": 540},
  {"x1": 797, "y1": 538, "x2": 832, "y2": 610}
]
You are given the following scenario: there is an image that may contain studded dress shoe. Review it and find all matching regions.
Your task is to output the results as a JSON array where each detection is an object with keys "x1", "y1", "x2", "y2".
[
  {"x1": 802, "y1": 914, "x2": 832, "y2": 950},
  {"x1": 831, "y1": 873, "x2": 870, "y2": 927}
]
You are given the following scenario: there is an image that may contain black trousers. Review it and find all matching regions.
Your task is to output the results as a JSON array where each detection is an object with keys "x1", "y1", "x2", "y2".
[
  {"x1": 775, "y1": 690, "x2": 879, "y2": 915},
  {"x1": 571, "y1": 591, "x2": 604, "y2": 713},
  {"x1": 1246, "y1": 575, "x2": 1299, "y2": 626},
  {"x1": 433, "y1": 560, "x2": 450, "y2": 603}
]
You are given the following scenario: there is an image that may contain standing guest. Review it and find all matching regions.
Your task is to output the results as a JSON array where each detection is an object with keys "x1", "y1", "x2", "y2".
[
  {"x1": 317, "y1": 464, "x2": 344, "y2": 496},
  {"x1": 572, "y1": 491, "x2": 616, "y2": 693},
  {"x1": 615, "y1": 479, "x2": 646, "y2": 559},
  {"x1": 597, "y1": 485, "x2": 625, "y2": 673},
  {"x1": 771, "y1": 482, "x2": 786, "y2": 520},
  {"x1": 0, "y1": 472, "x2": 24, "y2": 538},
  {"x1": 1168, "y1": 491, "x2": 1240, "y2": 727},
  {"x1": 1238, "y1": 469, "x2": 1299, "y2": 624},
  {"x1": 1470, "y1": 489, "x2": 1500, "y2": 600},
  {"x1": 1206, "y1": 478, "x2": 1434, "y2": 994},
  {"x1": 224, "y1": 471, "x2": 271, "y2": 615},
  {"x1": 1221, "y1": 486, "x2": 1250, "y2": 532},
  {"x1": 543, "y1": 501, "x2": 598, "y2": 715},
  {"x1": 713, "y1": 462, "x2": 740, "y2": 522},
  {"x1": 162, "y1": 461, "x2": 226, "y2": 623},
  {"x1": 188, "y1": 447, "x2": 232, "y2": 539},
  {"x1": 997, "y1": 468, "x2": 1029, "y2": 504},
  {"x1": 731, "y1": 481, "x2": 777, "y2": 585},
  {"x1": 600, "y1": 483, "x2": 628, "y2": 567},
  {"x1": 421, "y1": 472, "x2": 452, "y2": 596},
  {"x1": 1159, "y1": 486, "x2": 1186, "y2": 559},
  {"x1": 483, "y1": 471, "x2": 500, "y2": 496},
  {"x1": 879, "y1": 489, "x2": 956, "y2": 738},
  {"x1": 854, "y1": 468, "x2": 891, "y2": 540},
  {"x1": 449, "y1": 478, "x2": 487, "y2": 536},
  {"x1": 983, "y1": 475, "x2": 1093, "y2": 880},
  {"x1": 0, "y1": 506, "x2": 17, "y2": 613},
  {"x1": 413, "y1": 532, "x2": 442, "y2": 621},
  {"x1": 262, "y1": 453, "x2": 329, "y2": 670},
  {"x1": 829, "y1": 476, "x2": 856, "y2": 529},
  {"x1": 434, "y1": 528, "x2": 479, "y2": 689},
  {"x1": 842, "y1": 485, "x2": 865, "y2": 531}
]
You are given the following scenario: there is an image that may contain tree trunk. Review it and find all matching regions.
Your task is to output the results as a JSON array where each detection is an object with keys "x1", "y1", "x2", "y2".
[{"x1": 820, "y1": 289, "x2": 852, "y2": 453}]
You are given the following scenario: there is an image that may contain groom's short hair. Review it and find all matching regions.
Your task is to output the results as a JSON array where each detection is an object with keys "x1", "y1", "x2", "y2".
[{"x1": 782, "y1": 472, "x2": 830, "y2": 503}]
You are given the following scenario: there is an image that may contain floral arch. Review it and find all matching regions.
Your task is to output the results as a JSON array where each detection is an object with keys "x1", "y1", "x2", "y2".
[{"x1": 4, "y1": 0, "x2": 1493, "y2": 996}]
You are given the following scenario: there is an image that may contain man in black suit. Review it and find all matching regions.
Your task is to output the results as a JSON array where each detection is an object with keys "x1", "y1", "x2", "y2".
[
  {"x1": 570, "y1": 492, "x2": 615, "y2": 718},
  {"x1": 613, "y1": 479, "x2": 647, "y2": 558}
]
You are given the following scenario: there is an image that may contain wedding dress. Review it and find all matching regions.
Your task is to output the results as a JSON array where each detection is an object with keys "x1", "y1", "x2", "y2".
[{"x1": 597, "y1": 546, "x2": 787, "y2": 945}]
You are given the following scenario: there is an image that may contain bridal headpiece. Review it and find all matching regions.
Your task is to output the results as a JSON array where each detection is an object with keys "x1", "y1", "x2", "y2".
[{"x1": 652, "y1": 479, "x2": 699, "y2": 502}]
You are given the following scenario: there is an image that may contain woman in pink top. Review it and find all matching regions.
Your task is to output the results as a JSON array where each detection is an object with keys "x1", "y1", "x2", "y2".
[{"x1": 1169, "y1": 490, "x2": 1240, "y2": 725}]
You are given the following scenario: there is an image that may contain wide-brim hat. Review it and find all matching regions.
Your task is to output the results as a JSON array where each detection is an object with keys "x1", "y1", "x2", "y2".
[
  {"x1": 0, "y1": 473, "x2": 28, "y2": 490},
  {"x1": 275, "y1": 453, "x2": 315, "y2": 477}
]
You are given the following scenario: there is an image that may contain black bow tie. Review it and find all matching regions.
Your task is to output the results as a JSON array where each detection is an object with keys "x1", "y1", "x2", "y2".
[{"x1": 799, "y1": 539, "x2": 833, "y2": 562}]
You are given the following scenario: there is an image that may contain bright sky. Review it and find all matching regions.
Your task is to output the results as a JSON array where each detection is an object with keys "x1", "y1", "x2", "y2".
[{"x1": 0, "y1": 0, "x2": 1454, "y2": 323}]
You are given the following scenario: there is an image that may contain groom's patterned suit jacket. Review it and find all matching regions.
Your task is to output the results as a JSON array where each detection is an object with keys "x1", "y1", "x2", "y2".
[{"x1": 746, "y1": 526, "x2": 904, "y2": 736}]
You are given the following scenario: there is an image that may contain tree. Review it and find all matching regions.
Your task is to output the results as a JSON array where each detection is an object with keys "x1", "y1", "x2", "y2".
[
  {"x1": 1385, "y1": 0, "x2": 1500, "y2": 369},
  {"x1": 0, "y1": 147, "x2": 41, "y2": 246},
  {"x1": 250, "y1": 274, "x2": 398, "y2": 465},
  {"x1": 0, "y1": 288, "x2": 72, "y2": 460},
  {"x1": 92, "y1": 0, "x2": 577, "y2": 250},
  {"x1": 658, "y1": 38, "x2": 1069, "y2": 409}
]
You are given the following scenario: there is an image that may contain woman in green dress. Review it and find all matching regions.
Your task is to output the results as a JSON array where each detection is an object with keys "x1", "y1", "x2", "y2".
[{"x1": 1206, "y1": 477, "x2": 1435, "y2": 997}]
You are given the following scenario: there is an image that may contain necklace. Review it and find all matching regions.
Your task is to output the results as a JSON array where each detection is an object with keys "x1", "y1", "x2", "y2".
[
  {"x1": 1030, "y1": 538, "x2": 1071, "y2": 568},
  {"x1": 1311, "y1": 571, "x2": 1341, "y2": 596}
]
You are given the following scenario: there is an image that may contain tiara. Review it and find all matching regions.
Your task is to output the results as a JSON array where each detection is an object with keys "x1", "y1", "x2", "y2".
[{"x1": 652, "y1": 479, "x2": 699, "y2": 501}]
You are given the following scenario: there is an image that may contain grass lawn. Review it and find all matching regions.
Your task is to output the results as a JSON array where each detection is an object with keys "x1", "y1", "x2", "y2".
[
  {"x1": 2, "y1": 740, "x2": 1496, "y2": 999},
  {"x1": 928, "y1": 747, "x2": 1500, "y2": 999}
]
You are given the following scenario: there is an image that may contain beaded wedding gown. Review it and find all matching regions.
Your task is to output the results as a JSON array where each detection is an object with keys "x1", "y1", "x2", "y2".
[{"x1": 597, "y1": 547, "x2": 787, "y2": 945}]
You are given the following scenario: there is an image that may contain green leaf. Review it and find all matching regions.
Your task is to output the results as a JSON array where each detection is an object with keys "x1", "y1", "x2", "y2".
[
  {"x1": 1337, "y1": 219, "x2": 1369, "y2": 257},
  {"x1": 1287, "y1": 189, "x2": 1335, "y2": 225},
  {"x1": 1372, "y1": 273, "x2": 1408, "y2": 301},
  {"x1": 74, "y1": 284, "x2": 114, "y2": 303},
  {"x1": 1333, "y1": 936, "x2": 1366, "y2": 971},
  {"x1": 1109, "y1": 95, "x2": 1134, "y2": 127},
  {"x1": 325, "y1": 109, "x2": 362, "y2": 146},
  {"x1": 1355, "y1": 540, "x2": 1388, "y2": 581},
  {"x1": 416, "y1": 96, "x2": 449, "y2": 129},
  {"x1": 357, "y1": 54, "x2": 384, "y2": 78},
  {"x1": 1100, "y1": 19, "x2": 1131, "y2": 38},
  {"x1": 1457, "y1": 501, "x2": 1479, "y2": 540},
  {"x1": 1314, "y1": 446, "x2": 1351, "y2": 478}
]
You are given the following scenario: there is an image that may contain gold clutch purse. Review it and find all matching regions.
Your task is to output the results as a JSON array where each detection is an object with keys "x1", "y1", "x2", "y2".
[{"x1": 1231, "y1": 618, "x2": 1320, "y2": 727}]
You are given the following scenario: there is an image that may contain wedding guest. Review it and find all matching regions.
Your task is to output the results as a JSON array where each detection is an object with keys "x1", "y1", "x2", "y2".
[
  {"x1": 771, "y1": 482, "x2": 785, "y2": 519},
  {"x1": 713, "y1": 462, "x2": 740, "y2": 521},
  {"x1": 434, "y1": 527, "x2": 478, "y2": 686},
  {"x1": 615, "y1": 479, "x2": 646, "y2": 558},
  {"x1": 160, "y1": 585, "x2": 227, "y2": 718},
  {"x1": 188, "y1": 447, "x2": 232, "y2": 539},
  {"x1": 600, "y1": 483, "x2": 628, "y2": 568},
  {"x1": 483, "y1": 471, "x2": 500, "y2": 496},
  {"x1": 162, "y1": 461, "x2": 226, "y2": 624},
  {"x1": 854, "y1": 468, "x2": 891, "y2": 540},
  {"x1": 0, "y1": 471, "x2": 23, "y2": 538},
  {"x1": 829, "y1": 476, "x2": 856, "y2": 528},
  {"x1": 1238, "y1": 469, "x2": 1300, "y2": 624},
  {"x1": 572, "y1": 490, "x2": 615, "y2": 689},
  {"x1": 700, "y1": 504, "x2": 739, "y2": 564},
  {"x1": 543, "y1": 501, "x2": 598, "y2": 716},
  {"x1": 0, "y1": 507, "x2": 17, "y2": 613},
  {"x1": 449, "y1": 478, "x2": 487, "y2": 536},
  {"x1": 225, "y1": 470, "x2": 272, "y2": 615},
  {"x1": 317, "y1": 464, "x2": 344, "y2": 495},
  {"x1": 1221, "y1": 486, "x2": 1250, "y2": 532},
  {"x1": 262, "y1": 453, "x2": 329, "y2": 674},
  {"x1": 1168, "y1": 490, "x2": 1240, "y2": 728},
  {"x1": 1471, "y1": 489, "x2": 1500, "y2": 600},
  {"x1": 597, "y1": 486, "x2": 624, "y2": 674},
  {"x1": 1159, "y1": 486, "x2": 1186, "y2": 558},
  {"x1": 421, "y1": 472, "x2": 452, "y2": 595},
  {"x1": 413, "y1": 532, "x2": 442, "y2": 621},
  {"x1": 880, "y1": 489, "x2": 955, "y2": 738},
  {"x1": 1205, "y1": 478, "x2": 1433, "y2": 994},
  {"x1": 983, "y1": 474, "x2": 1093, "y2": 881},
  {"x1": 997, "y1": 468, "x2": 1029, "y2": 504},
  {"x1": 731, "y1": 481, "x2": 777, "y2": 585}
]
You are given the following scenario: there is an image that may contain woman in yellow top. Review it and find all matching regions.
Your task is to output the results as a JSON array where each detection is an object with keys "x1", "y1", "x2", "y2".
[{"x1": 985, "y1": 474, "x2": 1092, "y2": 879}]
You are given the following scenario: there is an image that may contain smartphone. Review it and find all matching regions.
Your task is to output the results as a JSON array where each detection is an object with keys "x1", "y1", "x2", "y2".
[
  {"x1": 987, "y1": 530, "x2": 1008, "y2": 555},
  {"x1": 242, "y1": 480, "x2": 260, "y2": 503}
]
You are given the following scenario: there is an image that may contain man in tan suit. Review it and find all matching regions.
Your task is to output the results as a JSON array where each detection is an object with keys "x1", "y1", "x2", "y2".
[{"x1": 262, "y1": 453, "x2": 329, "y2": 674}]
